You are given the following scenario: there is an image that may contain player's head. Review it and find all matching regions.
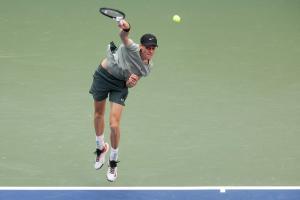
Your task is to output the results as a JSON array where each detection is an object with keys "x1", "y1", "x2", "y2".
[
  {"x1": 140, "y1": 33, "x2": 158, "y2": 47},
  {"x1": 140, "y1": 33, "x2": 158, "y2": 61}
]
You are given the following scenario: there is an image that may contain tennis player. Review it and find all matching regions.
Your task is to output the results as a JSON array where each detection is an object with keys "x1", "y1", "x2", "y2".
[{"x1": 89, "y1": 19, "x2": 158, "y2": 182}]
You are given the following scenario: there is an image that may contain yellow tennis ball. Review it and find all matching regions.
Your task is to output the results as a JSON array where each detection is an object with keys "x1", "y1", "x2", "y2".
[{"x1": 172, "y1": 15, "x2": 181, "y2": 23}]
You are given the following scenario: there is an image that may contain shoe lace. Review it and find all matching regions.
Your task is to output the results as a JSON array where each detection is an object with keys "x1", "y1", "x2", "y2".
[
  {"x1": 109, "y1": 160, "x2": 119, "y2": 173},
  {"x1": 109, "y1": 167, "x2": 115, "y2": 174}
]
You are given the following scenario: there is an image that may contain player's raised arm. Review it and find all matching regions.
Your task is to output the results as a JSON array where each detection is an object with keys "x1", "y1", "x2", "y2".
[{"x1": 118, "y1": 19, "x2": 133, "y2": 47}]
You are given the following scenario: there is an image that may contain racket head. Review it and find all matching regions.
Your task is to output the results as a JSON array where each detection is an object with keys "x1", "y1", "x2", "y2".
[{"x1": 99, "y1": 7, "x2": 125, "y2": 21}]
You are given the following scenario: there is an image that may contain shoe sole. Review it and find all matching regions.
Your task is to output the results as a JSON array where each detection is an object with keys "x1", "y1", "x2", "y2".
[{"x1": 107, "y1": 175, "x2": 117, "y2": 182}]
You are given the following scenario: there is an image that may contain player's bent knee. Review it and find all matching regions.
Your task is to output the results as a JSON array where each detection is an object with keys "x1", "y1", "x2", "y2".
[
  {"x1": 94, "y1": 112, "x2": 104, "y2": 120},
  {"x1": 110, "y1": 123, "x2": 119, "y2": 130},
  {"x1": 110, "y1": 120, "x2": 120, "y2": 132}
]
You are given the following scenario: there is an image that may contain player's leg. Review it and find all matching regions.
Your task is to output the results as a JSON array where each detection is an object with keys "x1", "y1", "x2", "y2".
[
  {"x1": 107, "y1": 102, "x2": 123, "y2": 181},
  {"x1": 94, "y1": 99, "x2": 110, "y2": 169},
  {"x1": 94, "y1": 99, "x2": 106, "y2": 140},
  {"x1": 109, "y1": 102, "x2": 123, "y2": 150},
  {"x1": 89, "y1": 66, "x2": 112, "y2": 169}
]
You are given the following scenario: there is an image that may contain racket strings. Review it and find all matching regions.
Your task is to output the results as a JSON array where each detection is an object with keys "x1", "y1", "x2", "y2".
[
  {"x1": 107, "y1": 11, "x2": 122, "y2": 18},
  {"x1": 100, "y1": 8, "x2": 125, "y2": 21}
]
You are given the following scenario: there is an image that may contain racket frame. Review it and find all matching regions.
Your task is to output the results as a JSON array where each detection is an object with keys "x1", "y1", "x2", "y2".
[{"x1": 99, "y1": 7, "x2": 125, "y2": 22}]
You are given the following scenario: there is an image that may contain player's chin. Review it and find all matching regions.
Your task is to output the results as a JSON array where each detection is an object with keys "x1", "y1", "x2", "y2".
[{"x1": 146, "y1": 54, "x2": 153, "y2": 60}]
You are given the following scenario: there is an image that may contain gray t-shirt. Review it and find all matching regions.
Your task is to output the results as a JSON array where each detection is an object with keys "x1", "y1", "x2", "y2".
[{"x1": 106, "y1": 42, "x2": 152, "y2": 80}]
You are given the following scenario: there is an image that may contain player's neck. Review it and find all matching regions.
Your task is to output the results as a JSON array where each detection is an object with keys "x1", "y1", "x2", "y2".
[{"x1": 143, "y1": 59, "x2": 149, "y2": 65}]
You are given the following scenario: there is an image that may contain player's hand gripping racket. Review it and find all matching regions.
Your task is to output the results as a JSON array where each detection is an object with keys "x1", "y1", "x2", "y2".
[{"x1": 99, "y1": 7, "x2": 125, "y2": 22}]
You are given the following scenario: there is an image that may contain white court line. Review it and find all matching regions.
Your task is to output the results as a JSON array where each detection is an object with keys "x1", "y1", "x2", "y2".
[{"x1": 0, "y1": 186, "x2": 300, "y2": 190}]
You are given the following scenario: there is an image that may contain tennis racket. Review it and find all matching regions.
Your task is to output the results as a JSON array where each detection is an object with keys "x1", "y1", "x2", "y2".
[{"x1": 99, "y1": 7, "x2": 126, "y2": 22}]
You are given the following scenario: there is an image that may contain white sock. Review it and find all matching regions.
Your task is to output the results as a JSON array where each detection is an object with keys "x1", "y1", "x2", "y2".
[
  {"x1": 110, "y1": 148, "x2": 119, "y2": 161},
  {"x1": 96, "y1": 135, "x2": 104, "y2": 150}
]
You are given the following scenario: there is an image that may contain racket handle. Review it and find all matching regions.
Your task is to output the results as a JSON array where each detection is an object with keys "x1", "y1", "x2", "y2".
[
  {"x1": 115, "y1": 16, "x2": 122, "y2": 22},
  {"x1": 117, "y1": 19, "x2": 124, "y2": 26}
]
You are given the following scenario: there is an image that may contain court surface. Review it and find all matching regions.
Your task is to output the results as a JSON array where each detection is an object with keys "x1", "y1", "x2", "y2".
[{"x1": 1, "y1": 0, "x2": 300, "y2": 189}]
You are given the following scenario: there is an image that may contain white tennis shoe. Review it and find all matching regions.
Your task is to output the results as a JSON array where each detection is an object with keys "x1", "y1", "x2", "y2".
[
  {"x1": 94, "y1": 143, "x2": 109, "y2": 170},
  {"x1": 106, "y1": 160, "x2": 119, "y2": 182}
]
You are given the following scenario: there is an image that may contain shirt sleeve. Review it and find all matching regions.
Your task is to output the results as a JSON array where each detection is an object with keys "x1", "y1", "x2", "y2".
[{"x1": 125, "y1": 42, "x2": 139, "y2": 52}]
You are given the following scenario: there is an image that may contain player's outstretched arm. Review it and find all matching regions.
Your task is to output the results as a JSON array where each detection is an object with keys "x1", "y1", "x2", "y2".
[{"x1": 118, "y1": 19, "x2": 133, "y2": 47}]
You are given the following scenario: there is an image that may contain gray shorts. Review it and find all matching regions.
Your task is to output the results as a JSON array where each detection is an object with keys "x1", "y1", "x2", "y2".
[{"x1": 89, "y1": 66, "x2": 128, "y2": 106}]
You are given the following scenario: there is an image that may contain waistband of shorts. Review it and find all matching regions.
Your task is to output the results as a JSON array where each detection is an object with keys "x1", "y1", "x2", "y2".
[{"x1": 97, "y1": 65, "x2": 120, "y2": 80}]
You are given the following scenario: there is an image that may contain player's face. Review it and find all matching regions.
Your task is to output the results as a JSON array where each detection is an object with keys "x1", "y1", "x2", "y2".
[{"x1": 140, "y1": 45, "x2": 156, "y2": 61}]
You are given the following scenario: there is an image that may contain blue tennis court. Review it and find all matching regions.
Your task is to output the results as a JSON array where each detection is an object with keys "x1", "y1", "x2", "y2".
[{"x1": 1, "y1": 187, "x2": 299, "y2": 200}]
